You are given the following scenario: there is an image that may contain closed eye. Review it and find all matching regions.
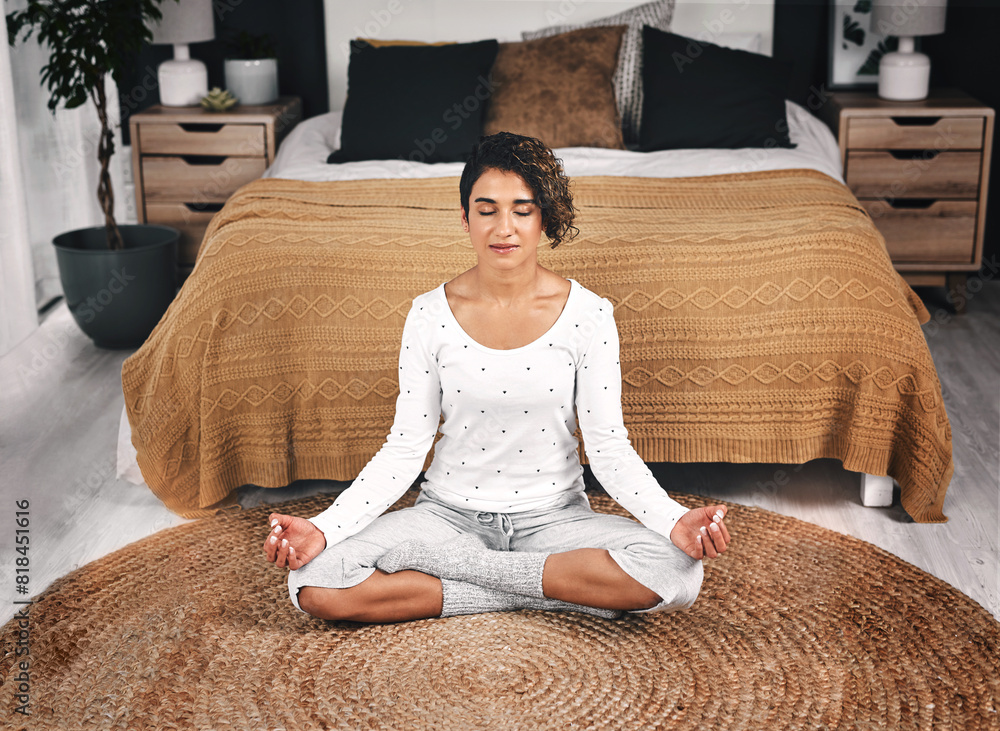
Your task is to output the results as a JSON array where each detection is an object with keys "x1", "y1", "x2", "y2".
[{"x1": 478, "y1": 211, "x2": 533, "y2": 217}]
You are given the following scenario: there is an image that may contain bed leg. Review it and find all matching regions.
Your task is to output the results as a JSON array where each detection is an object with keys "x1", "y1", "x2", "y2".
[{"x1": 860, "y1": 473, "x2": 894, "y2": 507}]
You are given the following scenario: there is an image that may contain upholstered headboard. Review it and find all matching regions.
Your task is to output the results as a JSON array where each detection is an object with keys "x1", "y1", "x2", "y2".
[{"x1": 321, "y1": 0, "x2": 775, "y2": 111}]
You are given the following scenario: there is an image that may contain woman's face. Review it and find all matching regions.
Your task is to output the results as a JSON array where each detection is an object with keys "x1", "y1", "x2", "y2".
[{"x1": 461, "y1": 168, "x2": 543, "y2": 272}]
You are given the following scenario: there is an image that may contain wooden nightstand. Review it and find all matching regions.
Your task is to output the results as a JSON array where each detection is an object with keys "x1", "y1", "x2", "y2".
[
  {"x1": 130, "y1": 97, "x2": 301, "y2": 276},
  {"x1": 820, "y1": 89, "x2": 994, "y2": 313}
]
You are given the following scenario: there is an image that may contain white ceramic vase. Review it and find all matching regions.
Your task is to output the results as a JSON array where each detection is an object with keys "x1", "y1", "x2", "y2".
[{"x1": 224, "y1": 58, "x2": 279, "y2": 105}]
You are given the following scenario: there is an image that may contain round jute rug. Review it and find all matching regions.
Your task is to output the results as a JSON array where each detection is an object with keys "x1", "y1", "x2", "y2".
[{"x1": 1, "y1": 492, "x2": 997, "y2": 730}]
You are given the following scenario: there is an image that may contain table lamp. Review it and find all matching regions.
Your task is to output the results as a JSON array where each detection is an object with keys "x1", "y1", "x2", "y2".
[
  {"x1": 871, "y1": 0, "x2": 947, "y2": 101},
  {"x1": 150, "y1": 0, "x2": 215, "y2": 106}
]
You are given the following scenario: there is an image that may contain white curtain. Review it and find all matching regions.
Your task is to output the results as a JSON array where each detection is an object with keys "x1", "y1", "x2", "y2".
[
  {"x1": 1, "y1": 0, "x2": 130, "y2": 357},
  {"x1": 0, "y1": 6, "x2": 36, "y2": 357}
]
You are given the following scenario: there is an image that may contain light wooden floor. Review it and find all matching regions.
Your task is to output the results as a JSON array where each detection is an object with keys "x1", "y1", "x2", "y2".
[{"x1": 1, "y1": 282, "x2": 997, "y2": 625}]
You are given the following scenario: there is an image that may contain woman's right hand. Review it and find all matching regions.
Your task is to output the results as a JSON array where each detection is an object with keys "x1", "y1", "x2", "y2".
[{"x1": 263, "y1": 513, "x2": 327, "y2": 570}]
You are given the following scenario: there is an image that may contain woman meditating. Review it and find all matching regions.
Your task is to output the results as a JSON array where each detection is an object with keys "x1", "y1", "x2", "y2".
[{"x1": 264, "y1": 131, "x2": 731, "y2": 623}]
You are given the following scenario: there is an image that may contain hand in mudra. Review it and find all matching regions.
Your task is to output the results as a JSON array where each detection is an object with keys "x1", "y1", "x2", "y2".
[
  {"x1": 263, "y1": 513, "x2": 327, "y2": 570},
  {"x1": 669, "y1": 505, "x2": 731, "y2": 559}
]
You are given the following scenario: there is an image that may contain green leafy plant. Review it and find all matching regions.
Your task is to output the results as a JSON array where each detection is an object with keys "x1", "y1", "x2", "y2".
[
  {"x1": 201, "y1": 87, "x2": 239, "y2": 112},
  {"x1": 7, "y1": 0, "x2": 172, "y2": 250},
  {"x1": 842, "y1": 13, "x2": 866, "y2": 48},
  {"x1": 224, "y1": 30, "x2": 278, "y2": 60}
]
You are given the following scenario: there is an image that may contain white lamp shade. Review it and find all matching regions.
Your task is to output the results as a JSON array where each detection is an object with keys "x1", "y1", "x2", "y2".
[
  {"x1": 871, "y1": 0, "x2": 947, "y2": 37},
  {"x1": 150, "y1": 0, "x2": 215, "y2": 45}
]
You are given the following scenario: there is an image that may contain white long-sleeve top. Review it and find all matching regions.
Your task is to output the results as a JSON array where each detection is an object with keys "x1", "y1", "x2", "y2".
[{"x1": 308, "y1": 279, "x2": 689, "y2": 548}]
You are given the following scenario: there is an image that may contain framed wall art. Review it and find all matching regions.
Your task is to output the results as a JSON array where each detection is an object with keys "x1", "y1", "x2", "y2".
[{"x1": 828, "y1": 0, "x2": 899, "y2": 89}]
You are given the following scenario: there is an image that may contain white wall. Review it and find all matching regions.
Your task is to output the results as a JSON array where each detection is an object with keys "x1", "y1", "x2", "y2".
[{"x1": 322, "y1": 0, "x2": 775, "y2": 111}]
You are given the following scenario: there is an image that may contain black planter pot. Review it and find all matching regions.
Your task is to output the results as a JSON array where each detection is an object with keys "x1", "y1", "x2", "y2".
[{"x1": 53, "y1": 225, "x2": 179, "y2": 349}]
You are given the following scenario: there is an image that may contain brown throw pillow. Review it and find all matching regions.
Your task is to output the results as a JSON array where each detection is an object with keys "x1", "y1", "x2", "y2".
[{"x1": 483, "y1": 26, "x2": 627, "y2": 150}]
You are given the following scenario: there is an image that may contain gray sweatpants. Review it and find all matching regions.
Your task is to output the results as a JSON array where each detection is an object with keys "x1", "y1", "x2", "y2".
[{"x1": 288, "y1": 487, "x2": 703, "y2": 615}]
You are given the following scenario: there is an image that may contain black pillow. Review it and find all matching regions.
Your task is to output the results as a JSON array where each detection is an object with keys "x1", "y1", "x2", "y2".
[
  {"x1": 637, "y1": 26, "x2": 795, "y2": 151},
  {"x1": 328, "y1": 39, "x2": 500, "y2": 164}
]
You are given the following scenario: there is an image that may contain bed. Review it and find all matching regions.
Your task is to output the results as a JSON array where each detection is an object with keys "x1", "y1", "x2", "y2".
[{"x1": 118, "y1": 0, "x2": 953, "y2": 524}]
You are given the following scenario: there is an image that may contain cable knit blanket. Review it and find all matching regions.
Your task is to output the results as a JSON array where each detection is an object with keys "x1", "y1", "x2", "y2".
[{"x1": 121, "y1": 170, "x2": 953, "y2": 522}]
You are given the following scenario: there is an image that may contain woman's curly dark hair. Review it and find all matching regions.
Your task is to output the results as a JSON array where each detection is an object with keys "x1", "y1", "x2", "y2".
[{"x1": 460, "y1": 132, "x2": 579, "y2": 248}]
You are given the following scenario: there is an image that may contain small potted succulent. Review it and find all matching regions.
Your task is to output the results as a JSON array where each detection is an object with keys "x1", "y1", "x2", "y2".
[
  {"x1": 7, "y1": 0, "x2": 180, "y2": 349},
  {"x1": 224, "y1": 31, "x2": 279, "y2": 106}
]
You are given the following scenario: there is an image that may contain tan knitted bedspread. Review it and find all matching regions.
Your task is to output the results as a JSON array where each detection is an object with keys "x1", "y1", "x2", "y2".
[{"x1": 121, "y1": 169, "x2": 953, "y2": 522}]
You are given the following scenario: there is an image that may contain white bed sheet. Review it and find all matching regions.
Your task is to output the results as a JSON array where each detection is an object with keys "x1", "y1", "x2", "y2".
[
  {"x1": 264, "y1": 100, "x2": 844, "y2": 184},
  {"x1": 117, "y1": 100, "x2": 844, "y2": 486}
]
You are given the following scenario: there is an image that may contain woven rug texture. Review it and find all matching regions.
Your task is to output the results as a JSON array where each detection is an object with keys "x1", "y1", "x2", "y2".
[{"x1": 1, "y1": 491, "x2": 996, "y2": 730}]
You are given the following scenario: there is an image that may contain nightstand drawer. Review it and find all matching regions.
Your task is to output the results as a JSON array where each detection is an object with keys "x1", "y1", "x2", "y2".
[
  {"x1": 845, "y1": 150, "x2": 981, "y2": 198},
  {"x1": 145, "y1": 202, "x2": 224, "y2": 264},
  {"x1": 861, "y1": 199, "x2": 977, "y2": 263},
  {"x1": 141, "y1": 156, "x2": 267, "y2": 203},
  {"x1": 138, "y1": 122, "x2": 266, "y2": 157},
  {"x1": 847, "y1": 116, "x2": 984, "y2": 150}
]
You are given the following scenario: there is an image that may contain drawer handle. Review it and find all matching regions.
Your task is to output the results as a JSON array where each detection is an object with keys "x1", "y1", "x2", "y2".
[
  {"x1": 184, "y1": 202, "x2": 225, "y2": 213},
  {"x1": 887, "y1": 150, "x2": 939, "y2": 161},
  {"x1": 890, "y1": 116, "x2": 942, "y2": 127},
  {"x1": 179, "y1": 123, "x2": 225, "y2": 133},
  {"x1": 885, "y1": 198, "x2": 936, "y2": 210},
  {"x1": 180, "y1": 155, "x2": 228, "y2": 165}
]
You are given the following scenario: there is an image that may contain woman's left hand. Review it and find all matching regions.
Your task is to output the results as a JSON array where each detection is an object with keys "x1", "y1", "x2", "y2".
[{"x1": 669, "y1": 505, "x2": 731, "y2": 560}]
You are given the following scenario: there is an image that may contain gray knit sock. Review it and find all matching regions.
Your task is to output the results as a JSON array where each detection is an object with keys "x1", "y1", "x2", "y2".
[
  {"x1": 378, "y1": 533, "x2": 547, "y2": 598},
  {"x1": 440, "y1": 579, "x2": 623, "y2": 620}
]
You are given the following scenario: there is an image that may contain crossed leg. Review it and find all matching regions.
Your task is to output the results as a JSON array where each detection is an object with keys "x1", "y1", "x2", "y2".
[
  {"x1": 298, "y1": 569, "x2": 444, "y2": 623},
  {"x1": 298, "y1": 548, "x2": 658, "y2": 623}
]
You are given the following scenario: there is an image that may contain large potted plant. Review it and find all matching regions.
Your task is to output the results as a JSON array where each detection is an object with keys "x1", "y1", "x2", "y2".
[{"x1": 7, "y1": 0, "x2": 181, "y2": 349}]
